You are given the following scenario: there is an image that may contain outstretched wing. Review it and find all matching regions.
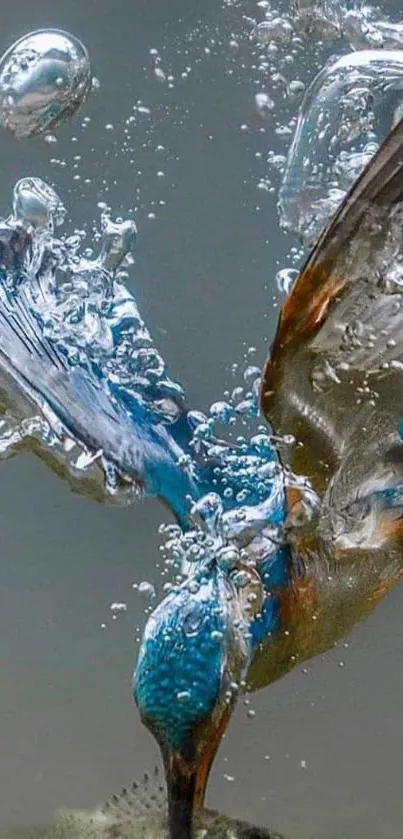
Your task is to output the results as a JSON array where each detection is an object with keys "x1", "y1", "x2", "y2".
[
  {"x1": 0, "y1": 284, "x2": 198, "y2": 520},
  {"x1": 261, "y1": 115, "x2": 403, "y2": 580}
]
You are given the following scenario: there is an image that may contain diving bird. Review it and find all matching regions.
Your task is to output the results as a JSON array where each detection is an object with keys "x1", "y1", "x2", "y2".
[
  {"x1": 0, "y1": 96, "x2": 403, "y2": 839},
  {"x1": 133, "y1": 114, "x2": 403, "y2": 839}
]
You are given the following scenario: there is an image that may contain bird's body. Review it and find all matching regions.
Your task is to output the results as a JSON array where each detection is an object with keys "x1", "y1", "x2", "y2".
[
  {"x1": 135, "y1": 114, "x2": 403, "y2": 839},
  {"x1": 1, "y1": 98, "x2": 403, "y2": 839}
]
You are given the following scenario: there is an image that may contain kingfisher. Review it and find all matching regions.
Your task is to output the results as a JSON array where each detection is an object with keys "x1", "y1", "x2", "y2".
[
  {"x1": 133, "y1": 115, "x2": 403, "y2": 839},
  {"x1": 0, "y1": 100, "x2": 402, "y2": 839}
]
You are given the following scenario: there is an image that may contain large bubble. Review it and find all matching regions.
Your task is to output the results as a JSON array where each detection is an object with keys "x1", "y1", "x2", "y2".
[
  {"x1": 0, "y1": 29, "x2": 92, "y2": 139},
  {"x1": 279, "y1": 49, "x2": 403, "y2": 244}
]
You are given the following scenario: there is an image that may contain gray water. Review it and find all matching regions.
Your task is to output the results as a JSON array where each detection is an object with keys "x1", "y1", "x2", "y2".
[{"x1": 1, "y1": 0, "x2": 403, "y2": 837}]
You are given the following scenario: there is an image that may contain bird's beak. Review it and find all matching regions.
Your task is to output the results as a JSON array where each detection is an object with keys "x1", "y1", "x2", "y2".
[
  {"x1": 164, "y1": 704, "x2": 232, "y2": 839},
  {"x1": 165, "y1": 751, "x2": 199, "y2": 839}
]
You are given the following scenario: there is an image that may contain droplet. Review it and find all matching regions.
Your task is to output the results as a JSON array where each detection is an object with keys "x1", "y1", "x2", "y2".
[{"x1": 0, "y1": 29, "x2": 92, "y2": 138}]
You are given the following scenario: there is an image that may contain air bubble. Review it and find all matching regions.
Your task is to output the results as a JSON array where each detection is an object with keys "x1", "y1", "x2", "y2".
[
  {"x1": 0, "y1": 29, "x2": 92, "y2": 138},
  {"x1": 255, "y1": 92, "x2": 275, "y2": 117},
  {"x1": 137, "y1": 582, "x2": 156, "y2": 600},
  {"x1": 276, "y1": 267, "x2": 298, "y2": 295},
  {"x1": 110, "y1": 602, "x2": 128, "y2": 614},
  {"x1": 279, "y1": 49, "x2": 403, "y2": 243}
]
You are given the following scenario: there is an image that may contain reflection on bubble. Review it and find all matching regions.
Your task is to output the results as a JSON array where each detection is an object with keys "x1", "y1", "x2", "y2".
[
  {"x1": 279, "y1": 49, "x2": 403, "y2": 244},
  {"x1": 0, "y1": 29, "x2": 92, "y2": 139}
]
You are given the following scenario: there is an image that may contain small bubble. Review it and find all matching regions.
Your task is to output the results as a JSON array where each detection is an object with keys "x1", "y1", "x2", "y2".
[
  {"x1": 255, "y1": 92, "x2": 275, "y2": 117},
  {"x1": 209, "y1": 400, "x2": 234, "y2": 424},
  {"x1": 232, "y1": 570, "x2": 251, "y2": 588},
  {"x1": 276, "y1": 267, "x2": 298, "y2": 295},
  {"x1": 109, "y1": 602, "x2": 127, "y2": 614},
  {"x1": 177, "y1": 690, "x2": 191, "y2": 702},
  {"x1": 154, "y1": 67, "x2": 166, "y2": 82},
  {"x1": 137, "y1": 581, "x2": 156, "y2": 600}
]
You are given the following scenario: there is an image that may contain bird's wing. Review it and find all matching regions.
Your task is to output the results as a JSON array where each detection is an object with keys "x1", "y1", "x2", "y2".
[
  {"x1": 261, "y1": 115, "x2": 403, "y2": 580},
  {"x1": 0, "y1": 284, "x2": 197, "y2": 518}
]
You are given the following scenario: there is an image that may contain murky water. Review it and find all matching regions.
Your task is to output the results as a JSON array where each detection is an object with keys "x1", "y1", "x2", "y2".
[{"x1": 2, "y1": 0, "x2": 403, "y2": 837}]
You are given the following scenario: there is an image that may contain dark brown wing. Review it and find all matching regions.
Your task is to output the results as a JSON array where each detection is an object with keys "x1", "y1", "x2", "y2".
[
  {"x1": 248, "y1": 120, "x2": 403, "y2": 694},
  {"x1": 262, "y1": 116, "x2": 403, "y2": 505}
]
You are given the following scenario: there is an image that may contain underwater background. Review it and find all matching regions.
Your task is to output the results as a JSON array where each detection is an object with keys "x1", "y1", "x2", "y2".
[{"x1": 1, "y1": 0, "x2": 403, "y2": 836}]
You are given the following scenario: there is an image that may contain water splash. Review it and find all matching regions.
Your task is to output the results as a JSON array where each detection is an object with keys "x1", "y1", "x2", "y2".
[
  {"x1": 0, "y1": 173, "x2": 295, "y2": 570},
  {"x1": 0, "y1": 176, "x2": 205, "y2": 515},
  {"x1": 279, "y1": 49, "x2": 403, "y2": 243},
  {"x1": 0, "y1": 167, "x2": 294, "y2": 618}
]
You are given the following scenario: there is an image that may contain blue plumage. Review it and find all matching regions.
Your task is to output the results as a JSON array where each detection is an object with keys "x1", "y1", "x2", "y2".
[{"x1": 134, "y1": 568, "x2": 233, "y2": 749}]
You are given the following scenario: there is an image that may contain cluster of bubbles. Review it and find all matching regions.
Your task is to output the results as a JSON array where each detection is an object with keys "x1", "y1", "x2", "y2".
[
  {"x1": 0, "y1": 171, "x2": 296, "y2": 524},
  {"x1": 241, "y1": 0, "x2": 403, "y2": 250},
  {"x1": 0, "y1": 23, "x2": 302, "y2": 634}
]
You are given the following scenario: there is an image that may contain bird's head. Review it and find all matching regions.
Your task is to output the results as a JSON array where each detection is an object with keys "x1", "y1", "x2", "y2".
[{"x1": 133, "y1": 563, "x2": 251, "y2": 839}]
